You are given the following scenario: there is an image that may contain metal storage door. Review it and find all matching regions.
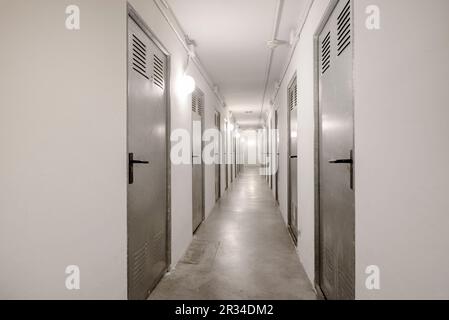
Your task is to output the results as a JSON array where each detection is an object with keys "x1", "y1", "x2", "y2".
[
  {"x1": 230, "y1": 127, "x2": 234, "y2": 183},
  {"x1": 288, "y1": 76, "x2": 298, "y2": 244},
  {"x1": 192, "y1": 90, "x2": 204, "y2": 233},
  {"x1": 225, "y1": 122, "x2": 229, "y2": 190},
  {"x1": 214, "y1": 111, "x2": 221, "y2": 201},
  {"x1": 127, "y1": 16, "x2": 167, "y2": 300},
  {"x1": 318, "y1": 0, "x2": 355, "y2": 300},
  {"x1": 275, "y1": 110, "x2": 279, "y2": 203},
  {"x1": 234, "y1": 136, "x2": 237, "y2": 179}
]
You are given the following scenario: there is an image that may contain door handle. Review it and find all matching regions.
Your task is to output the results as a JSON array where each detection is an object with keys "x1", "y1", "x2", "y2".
[
  {"x1": 328, "y1": 150, "x2": 354, "y2": 190},
  {"x1": 128, "y1": 153, "x2": 149, "y2": 184},
  {"x1": 329, "y1": 159, "x2": 352, "y2": 164}
]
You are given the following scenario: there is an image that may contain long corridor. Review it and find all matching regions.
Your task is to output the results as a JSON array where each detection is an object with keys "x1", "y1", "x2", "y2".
[{"x1": 149, "y1": 166, "x2": 316, "y2": 300}]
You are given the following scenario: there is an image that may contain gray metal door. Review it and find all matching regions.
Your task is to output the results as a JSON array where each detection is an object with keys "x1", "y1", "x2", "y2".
[
  {"x1": 269, "y1": 127, "x2": 272, "y2": 187},
  {"x1": 127, "y1": 16, "x2": 167, "y2": 300},
  {"x1": 192, "y1": 90, "x2": 204, "y2": 233},
  {"x1": 274, "y1": 110, "x2": 279, "y2": 203},
  {"x1": 270, "y1": 122, "x2": 273, "y2": 190},
  {"x1": 288, "y1": 75, "x2": 298, "y2": 244},
  {"x1": 318, "y1": 0, "x2": 355, "y2": 300},
  {"x1": 225, "y1": 122, "x2": 229, "y2": 190},
  {"x1": 230, "y1": 127, "x2": 234, "y2": 183},
  {"x1": 214, "y1": 111, "x2": 221, "y2": 201},
  {"x1": 234, "y1": 136, "x2": 237, "y2": 179}
]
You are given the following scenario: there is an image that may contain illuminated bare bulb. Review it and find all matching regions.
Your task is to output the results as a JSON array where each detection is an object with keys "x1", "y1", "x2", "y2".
[{"x1": 179, "y1": 74, "x2": 196, "y2": 95}]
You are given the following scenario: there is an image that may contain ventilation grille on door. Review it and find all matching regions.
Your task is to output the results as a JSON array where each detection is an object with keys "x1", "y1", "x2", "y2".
[
  {"x1": 288, "y1": 76, "x2": 297, "y2": 111},
  {"x1": 321, "y1": 32, "x2": 331, "y2": 74},
  {"x1": 337, "y1": 0, "x2": 351, "y2": 56},
  {"x1": 153, "y1": 55, "x2": 164, "y2": 90},
  {"x1": 192, "y1": 89, "x2": 204, "y2": 116},
  {"x1": 131, "y1": 242, "x2": 148, "y2": 286},
  {"x1": 149, "y1": 231, "x2": 164, "y2": 267},
  {"x1": 132, "y1": 34, "x2": 149, "y2": 80},
  {"x1": 192, "y1": 94, "x2": 197, "y2": 113},
  {"x1": 197, "y1": 94, "x2": 204, "y2": 116}
]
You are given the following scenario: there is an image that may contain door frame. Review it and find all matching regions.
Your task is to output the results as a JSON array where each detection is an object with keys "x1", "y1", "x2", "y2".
[
  {"x1": 215, "y1": 110, "x2": 221, "y2": 201},
  {"x1": 126, "y1": 4, "x2": 172, "y2": 298},
  {"x1": 274, "y1": 109, "x2": 280, "y2": 201},
  {"x1": 287, "y1": 73, "x2": 298, "y2": 246},
  {"x1": 230, "y1": 123, "x2": 234, "y2": 184},
  {"x1": 312, "y1": 0, "x2": 349, "y2": 299},
  {"x1": 191, "y1": 88, "x2": 205, "y2": 233},
  {"x1": 269, "y1": 117, "x2": 272, "y2": 189},
  {"x1": 234, "y1": 135, "x2": 237, "y2": 179},
  {"x1": 225, "y1": 121, "x2": 229, "y2": 190}
]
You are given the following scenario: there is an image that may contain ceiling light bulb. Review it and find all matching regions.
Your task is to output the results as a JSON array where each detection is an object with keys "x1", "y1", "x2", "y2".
[{"x1": 179, "y1": 74, "x2": 195, "y2": 95}]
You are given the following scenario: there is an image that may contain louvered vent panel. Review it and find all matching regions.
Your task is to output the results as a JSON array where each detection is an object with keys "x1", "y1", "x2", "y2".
[
  {"x1": 153, "y1": 55, "x2": 164, "y2": 90},
  {"x1": 192, "y1": 90, "x2": 204, "y2": 116},
  {"x1": 294, "y1": 81, "x2": 297, "y2": 108},
  {"x1": 131, "y1": 242, "x2": 148, "y2": 286},
  {"x1": 321, "y1": 32, "x2": 331, "y2": 74},
  {"x1": 198, "y1": 94, "x2": 204, "y2": 117},
  {"x1": 132, "y1": 34, "x2": 149, "y2": 80},
  {"x1": 192, "y1": 93, "x2": 197, "y2": 113},
  {"x1": 288, "y1": 77, "x2": 298, "y2": 111},
  {"x1": 337, "y1": 0, "x2": 351, "y2": 56}
]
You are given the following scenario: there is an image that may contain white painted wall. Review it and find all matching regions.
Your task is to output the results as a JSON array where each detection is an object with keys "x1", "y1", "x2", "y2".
[
  {"x1": 241, "y1": 130, "x2": 258, "y2": 165},
  {"x1": 0, "y1": 0, "x2": 226, "y2": 299},
  {"x1": 353, "y1": 0, "x2": 449, "y2": 299},
  {"x1": 0, "y1": 0, "x2": 128, "y2": 299}
]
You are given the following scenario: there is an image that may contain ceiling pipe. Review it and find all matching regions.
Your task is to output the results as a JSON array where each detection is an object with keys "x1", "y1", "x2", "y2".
[
  {"x1": 154, "y1": 0, "x2": 226, "y2": 108},
  {"x1": 259, "y1": 0, "x2": 285, "y2": 126},
  {"x1": 270, "y1": 0, "x2": 315, "y2": 105}
]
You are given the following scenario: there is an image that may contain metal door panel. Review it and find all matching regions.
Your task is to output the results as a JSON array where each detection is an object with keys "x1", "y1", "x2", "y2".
[
  {"x1": 318, "y1": 0, "x2": 355, "y2": 300},
  {"x1": 289, "y1": 77, "x2": 299, "y2": 243},
  {"x1": 225, "y1": 122, "x2": 229, "y2": 190},
  {"x1": 230, "y1": 128, "x2": 233, "y2": 183},
  {"x1": 127, "y1": 17, "x2": 167, "y2": 300},
  {"x1": 274, "y1": 110, "x2": 279, "y2": 202},
  {"x1": 214, "y1": 112, "x2": 221, "y2": 201},
  {"x1": 234, "y1": 136, "x2": 237, "y2": 179},
  {"x1": 192, "y1": 97, "x2": 203, "y2": 232}
]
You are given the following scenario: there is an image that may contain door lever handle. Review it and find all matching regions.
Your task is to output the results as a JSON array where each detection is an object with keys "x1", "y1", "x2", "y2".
[
  {"x1": 131, "y1": 159, "x2": 149, "y2": 164},
  {"x1": 328, "y1": 150, "x2": 354, "y2": 190},
  {"x1": 128, "y1": 153, "x2": 149, "y2": 184},
  {"x1": 329, "y1": 159, "x2": 352, "y2": 164}
]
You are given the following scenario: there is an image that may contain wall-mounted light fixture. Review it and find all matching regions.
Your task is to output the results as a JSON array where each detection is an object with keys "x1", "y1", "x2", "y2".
[
  {"x1": 178, "y1": 49, "x2": 196, "y2": 96},
  {"x1": 266, "y1": 39, "x2": 289, "y2": 49},
  {"x1": 179, "y1": 74, "x2": 195, "y2": 96}
]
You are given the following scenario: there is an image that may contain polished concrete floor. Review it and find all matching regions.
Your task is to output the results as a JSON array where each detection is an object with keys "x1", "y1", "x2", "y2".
[{"x1": 149, "y1": 166, "x2": 316, "y2": 300}]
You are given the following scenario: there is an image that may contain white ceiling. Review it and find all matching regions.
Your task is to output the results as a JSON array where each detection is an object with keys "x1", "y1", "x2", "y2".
[{"x1": 168, "y1": 0, "x2": 309, "y2": 128}]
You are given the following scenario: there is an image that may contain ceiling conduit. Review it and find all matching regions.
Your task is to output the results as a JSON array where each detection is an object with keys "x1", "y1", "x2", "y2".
[
  {"x1": 270, "y1": 0, "x2": 315, "y2": 109},
  {"x1": 154, "y1": 0, "x2": 227, "y2": 107},
  {"x1": 259, "y1": 0, "x2": 285, "y2": 126}
]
